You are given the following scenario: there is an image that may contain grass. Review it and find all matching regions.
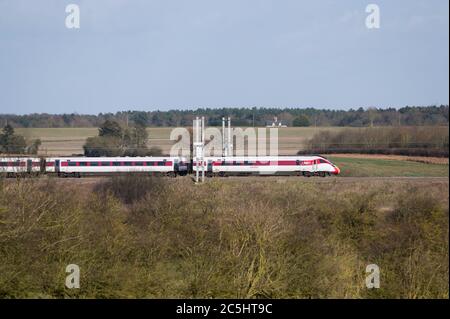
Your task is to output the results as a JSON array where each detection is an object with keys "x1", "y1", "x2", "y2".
[
  {"x1": 328, "y1": 156, "x2": 449, "y2": 177},
  {"x1": 0, "y1": 176, "x2": 448, "y2": 298}
]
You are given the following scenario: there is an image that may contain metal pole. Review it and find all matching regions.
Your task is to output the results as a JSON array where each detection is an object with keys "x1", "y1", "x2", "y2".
[
  {"x1": 201, "y1": 116, "x2": 205, "y2": 182},
  {"x1": 228, "y1": 117, "x2": 231, "y2": 156},
  {"x1": 194, "y1": 118, "x2": 199, "y2": 183},
  {"x1": 222, "y1": 117, "x2": 225, "y2": 157}
]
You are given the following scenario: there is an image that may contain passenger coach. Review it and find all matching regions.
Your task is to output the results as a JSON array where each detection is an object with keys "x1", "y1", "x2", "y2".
[
  {"x1": 45, "y1": 156, "x2": 189, "y2": 177},
  {"x1": 0, "y1": 157, "x2": 41, "y2": 176},
  {"x1": 198, "y1": 156, "x2": 340, "y2": 177}
]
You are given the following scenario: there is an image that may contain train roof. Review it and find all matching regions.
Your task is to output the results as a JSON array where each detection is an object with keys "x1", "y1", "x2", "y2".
[
  {"x1": 203, "y1": 155, "x2": 327, "y2": 160},
  {"x1": 45, "y1": 156, "x2": 182, "y2": 161}
]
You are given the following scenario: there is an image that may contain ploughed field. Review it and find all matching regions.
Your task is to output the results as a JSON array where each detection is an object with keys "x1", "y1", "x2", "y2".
[{"x1": 15, "y1": 127, "x2": 362, "y2": 156}]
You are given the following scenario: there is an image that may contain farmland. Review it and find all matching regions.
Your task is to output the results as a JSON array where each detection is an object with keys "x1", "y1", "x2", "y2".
[
  {"x1": 13, "y1": 126, "x2": 449, "y2": 178},
  {"x1": 16, "y1": 126, "x2": 348, "y2": 156},
  {"x1": 16, "y1": 126, "x2": 449, "y2": 156},
  {"x1": 328, "y1": 156, "x2": 449, "y2": 177}
]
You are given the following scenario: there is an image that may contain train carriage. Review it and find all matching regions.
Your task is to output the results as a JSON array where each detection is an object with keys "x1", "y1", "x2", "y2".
[
  {"x1": 0, "y1": 157, "x2": 41, "y2": 176},
  {"x1": 45, "y1": 156, "x2": 189, "y2": 177},
  {"x1": 199, "y1": 156, "x2": 340, "y2": 177}
]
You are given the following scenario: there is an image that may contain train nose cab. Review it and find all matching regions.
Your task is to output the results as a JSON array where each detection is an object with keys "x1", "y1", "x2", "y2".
[
  {"x1": 332, "y1": 164, "x2": 340, "y2": 175},
  {"x1": 319, "y1": 157, "x2": 340, "y2": 175}
]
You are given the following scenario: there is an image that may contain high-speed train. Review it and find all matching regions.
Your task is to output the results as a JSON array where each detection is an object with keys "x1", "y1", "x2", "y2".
[
  {"x1": 0, "y1": 156, "x2": 189, "y2": 177},
  {"x1": 0, "y1": 155, "x2": 340, "y2": 178},
  {"x1": 195, "y1": 156, "x2": 340, "y2": 177}
]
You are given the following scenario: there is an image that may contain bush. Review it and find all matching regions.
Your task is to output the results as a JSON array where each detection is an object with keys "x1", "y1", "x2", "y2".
[
  {"x1": 301, "y1": 127, "x2": 449, "y2": 157},
  {"x1": 293, "y1": 115, "x2": 311, "y2": 127},
  {"x1": 0, "y1": 178, "x2": 447, "y2": 298},
  {"x1": 83, "y1": 136, "x2": 123, "y2": 157},
  {"x1": 94, "y1": 174, "x2": 166, "y2": 205}
]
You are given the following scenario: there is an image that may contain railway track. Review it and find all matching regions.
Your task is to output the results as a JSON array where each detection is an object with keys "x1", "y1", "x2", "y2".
[{"x1": 2, "y1": 175, "x2": 448, "y2": 185}]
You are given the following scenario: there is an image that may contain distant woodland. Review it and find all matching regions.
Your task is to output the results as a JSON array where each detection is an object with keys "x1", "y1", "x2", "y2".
[{"x1": 0, "y1": 105, "x2": 448, "y2": 128}]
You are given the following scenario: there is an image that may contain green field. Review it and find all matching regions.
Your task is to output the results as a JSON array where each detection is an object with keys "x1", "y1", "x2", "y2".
[{"x1": 329, "y1": 156, "x2": 449, "y2": 177}]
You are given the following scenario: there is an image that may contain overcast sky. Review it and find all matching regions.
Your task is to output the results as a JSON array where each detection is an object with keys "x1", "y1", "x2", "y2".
[{"x1": 0, "y1": 0, "x2": 448, "y2": 115}]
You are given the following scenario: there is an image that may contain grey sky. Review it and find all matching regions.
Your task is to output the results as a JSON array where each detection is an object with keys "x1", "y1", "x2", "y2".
[{"x1": 0, "y1": 0, "x2": 448, "y2": 115}]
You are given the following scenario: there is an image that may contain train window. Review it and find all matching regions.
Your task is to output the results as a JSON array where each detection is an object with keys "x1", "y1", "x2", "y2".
[
  {"x1": 146, "y1": 162, "x2": 153, "y2": 166},
  {"x1": 113, "y1": 162, "x2": 121, "y2": 166},
  {"x1": 90, "y1": 162, "x2": 99, "y2": 166},
  {"x1": 157, "y1": 161, "x2": 165, "y2": 166},
  {"x1": 124, "y1": 162, "x2": 132, "y2": 166},
  {"x1": 0, "y1": 162, "x2": 7, "y2": 167},
  {"x1": 79, "y1": 162, "x2": 87, "y2": 166},
  {"x1": 319, "y1": 159, "x2": 328, "y2": 164},
  {"x1": 68, "y1": 162, "x2": 77, "y2": 166},
  {"x1": 101, "y1": 162, "x2": 110, "y2": 166}
]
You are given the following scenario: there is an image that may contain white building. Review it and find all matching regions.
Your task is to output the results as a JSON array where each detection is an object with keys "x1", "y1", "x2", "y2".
[{"x1": 266, "y1": 116, "x2": 287, "y2": 128}]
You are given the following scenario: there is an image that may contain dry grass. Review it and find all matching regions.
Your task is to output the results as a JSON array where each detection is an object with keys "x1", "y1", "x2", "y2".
[{"x1": 0, "y1": 177, "x2": 448, "y2": 298}]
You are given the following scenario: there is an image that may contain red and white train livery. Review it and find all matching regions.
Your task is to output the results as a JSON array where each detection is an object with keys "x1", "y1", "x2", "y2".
[
  {"x1": 0, "y1": 157, "x2": 41, "y2": 176},
  {"x1": 45, "y1": 157, "x2": 189, "y2": 177},
  {"x1": 1, "y1": 155, "x2": 340, "y2": 178},
  {"x1": 196, "y1": 156, "x2": 340, "y2": 177}
]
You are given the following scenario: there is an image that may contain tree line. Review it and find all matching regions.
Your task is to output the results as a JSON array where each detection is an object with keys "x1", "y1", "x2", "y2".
[
  {"x1": 0, "y1": 124, "x2": 41, "y2": 155},
  {"x1": 0, "y1": 105, "x2": 448, "y2": 128},
  {"x1": 301, "y1": 126, "x2": 449, "y2": 157},
  {"x1": 83, "y1": 119, "x2": 162, "y2": 157}
]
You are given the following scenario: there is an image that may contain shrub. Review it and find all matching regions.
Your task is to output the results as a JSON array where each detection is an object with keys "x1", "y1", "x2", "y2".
[{"x1": 301, "y1": 127, "x2": 449, "y2": 157}]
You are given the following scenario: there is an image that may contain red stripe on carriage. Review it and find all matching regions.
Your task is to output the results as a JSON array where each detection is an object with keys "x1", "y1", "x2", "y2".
[
  {"x1": 278, "y1": 161, "x2": 297, "y2": 166},
  {"x1": 165, "y1": 161, "x2": 173, "y2": 166}
]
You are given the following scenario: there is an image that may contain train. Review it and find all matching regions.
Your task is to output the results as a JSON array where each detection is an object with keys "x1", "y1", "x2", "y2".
[{"x1": 0, "y1": 155, "x2": 340, "y2": 178}]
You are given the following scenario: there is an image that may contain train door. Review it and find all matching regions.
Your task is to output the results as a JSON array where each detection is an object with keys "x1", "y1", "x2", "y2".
[
  {"x1": 40, "y1": 158, "x2": 46, "y2": 174},
  {"x1": 27, "y1": 159, "x2": 32, "y2": 174},
  {"x1": 55, "y1": 160, "x2": 60, "y2": 175},
  {"x1": 313, "y1": 160, "x2": 318, "y2": 173},
  {"x1": 207, "y1": 160, "x2": 213, "y2": 175}
]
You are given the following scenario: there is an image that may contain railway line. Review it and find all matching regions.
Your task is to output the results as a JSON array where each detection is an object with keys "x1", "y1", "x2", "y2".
[{"x1": 2, "y1": 175, "x2": 448, "y2": 185}]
